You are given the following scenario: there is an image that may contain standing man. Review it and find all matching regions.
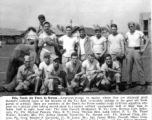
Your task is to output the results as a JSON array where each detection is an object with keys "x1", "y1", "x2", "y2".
[
  {"x1": 59, "y1": 26, "x2": 78, "y2": 65},
  {"x1": 108, "y1": 24, "x2": 125, "y2": 71},
  {"x1": 37, "y1": 14, "x2": 46, "y2": 36},
  {"x1": 101, "y1": 54, "x2": 121, "y2": 93},
  {"x1": 77, "y1": 27, "x2": 92, "y2": 61},
  {"x1": 90, "y1": 26, "x2": 107, "y2": 66},
  {"x1": 125, "y1": 22, "x2": 149, "y2": 90},
  {"x1": 38, "y1": 21, "x2": 60, "y2": 62}
]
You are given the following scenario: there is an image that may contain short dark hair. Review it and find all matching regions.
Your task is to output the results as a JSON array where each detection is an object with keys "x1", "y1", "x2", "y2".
[
  {"x1": 111, "y1": 24, "x2": 117, "y2": 29},
  {"x1": 128, "y1": 22, "x2": 135, "y2": 28},
  {"x1": 71, "y1": 52, "x2": 78, "y2": 58},
  {"x1": 38, "y1": 14, "x2": 45, "y2": 20},
  {"x1": 43, "y1": 21, "x2": 50, "y2": 27},
  {"x1": 104, "y1": 54, "x2": 112, "y2": 60},
  {"x1": 66, "y1": 25, "x2": 72, "y2": 30}
]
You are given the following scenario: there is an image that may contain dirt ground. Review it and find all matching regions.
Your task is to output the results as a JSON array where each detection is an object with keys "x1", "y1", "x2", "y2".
[{"x1": 0, "y1": 44, "x2": 151, "y2": 96}]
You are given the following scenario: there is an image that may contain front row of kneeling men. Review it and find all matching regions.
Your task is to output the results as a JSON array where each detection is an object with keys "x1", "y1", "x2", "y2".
[{"x1": 13, "y1": 51, "x2": 121, "y2": 95}]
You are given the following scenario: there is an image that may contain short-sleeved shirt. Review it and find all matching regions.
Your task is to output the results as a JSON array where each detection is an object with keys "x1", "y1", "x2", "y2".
[
  {"x1": 39, "y1": 32, "x2": 57, "y2": 54},
  {"x1": 125, "y1": 30, "x2": 144, "y2": 47},
  {"x1": 17, "y1": 64, "x2": 38, "y2": 82},
  {"x1": 90, "y1": 35, "x2": 107, "y2": 53},
  {"x1": 47, "y1": 64, "x2": 63, "y2": 77},
  {"x1": 108, "y1": 34, "x2": 124, "y2": 54},
  {"x1": 59, "y1": 35, "x2": 78, "y2": 57},
  {"x1": 82, "y1": 59, "x2": 100, "y2": 75},
  {"x1": 65, "y1": 61, "x2": 82, "y2": 79},
  {"x1": 101, "y1": 61, "x2": 119, "y2": 77},
  {"x1": 39, "y1": 61, "x2": 52, "y2": 79}
]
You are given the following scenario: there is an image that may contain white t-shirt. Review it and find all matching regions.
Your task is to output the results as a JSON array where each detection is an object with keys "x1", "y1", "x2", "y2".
[
  {"x1": 90, "y1": 35, "x2": 107, "y2": 54},
  {"x1": 47, "y1": 64, "x2": 63, "y2": 77},
  {"x1": 39, "y1": 32, "x2": 57, "y2": 54},
  {"x1": 101, "y1": 61, "x2": 119, "y2": 77},
  {"x1": 108, "y1": 34, "x2": 124, "y2": 54},
  {"x1": 82, "y1": 59, "x2": 100, "y2": 75},
  {"x1": 79, "y1": 38, "x2": 85, "y2": 55},
  {"x1": 59, "y1": 35, "x2": 78, "y2": 57},
  {"x1": 39, "y1": 61, "x2": 52, "y2": 79},
  {"x1": 125, "y1": 30, "x2": 144, "y2": 47}
]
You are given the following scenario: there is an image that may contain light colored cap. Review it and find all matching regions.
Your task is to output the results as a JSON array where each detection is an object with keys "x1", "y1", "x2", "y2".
[
  {"x1": 94, "y1": 26, "x2": 101, "y2": 31},
  {"x1": 24, "y1": 55, "x2": 30, "y2": 61},
  {"x1": 26, "y1": 30, "x2": 38, "y2": 40},
  {"x1": 52, "y1": 55, "x2": 59, "y2": 61}
]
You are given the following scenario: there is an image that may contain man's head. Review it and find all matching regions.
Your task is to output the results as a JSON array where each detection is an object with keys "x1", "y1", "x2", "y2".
[
  {"x1": 111, "y1": 24, "x2": 118, "y2": 35},
  {"x1": 71, "y1": 52, "x2": 78, "y2": 65},
  {"x1": 95, "y1": 26, "x2": 101, "y2": 38},
  {"x1": 79, "y1": 27, "x2": 86, "y2": 38},
  {"x1": 44, "y1": 52, "x2": 51, "y2": 65},
  {"x1": 24, "y1": 55, "x2": 31, "y2": 68},
  {"x1": 38, "y1": 14, "x2": 45, "y2": 24},
  {"x1": 88, "y1": 52, "x2": 94, "y2": 63},
  {"x1": 43, "y1": 21, "x2": 51, "y2": 33},
  {"x1": 128, "y1": 22, "x2": 135, "y2": 33},
  {"x1": 52, "y1": 55, "x2": 60, "y2": 68},
  {"x1": 105, "y1": 54, "x2": 112, "y2": 66},
  {"x1": 66, "y1": 26, "x2": 72, "y2": 37}
]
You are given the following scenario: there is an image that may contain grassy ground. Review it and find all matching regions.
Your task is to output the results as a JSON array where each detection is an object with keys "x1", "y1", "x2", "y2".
[{"x1": 0, "y1": 44, "x2": 151, "y2": 96}]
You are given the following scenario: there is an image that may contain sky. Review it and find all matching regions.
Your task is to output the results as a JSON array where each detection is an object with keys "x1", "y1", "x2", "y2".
[{"x1": 0, "y1": 0, "x2": 151, "y2": 32}]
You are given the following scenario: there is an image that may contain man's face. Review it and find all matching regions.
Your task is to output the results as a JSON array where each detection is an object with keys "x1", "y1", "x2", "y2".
[
  {"x1": 111, "y1": 27, "x2": 117, "y2": 35},
  {"x1": 44, "y1": 56, "x2": 50, "y2": 65},
  {"x1": 88, "y1": 55, "x2": 94, "y2": 62},
  {"x1": 95, "y1": 30, "x2": 101, "y2": 38},
  {"x1": 129, "y1": 24, "x2": 135, "y2": 32},
  {"x1": 105, "y1": 56, "x2": 112, "y2": 65},
  {"x1": 53, "y1": 59, "x2": 59, "y2": 67},
  {"x1": 39, "y1": 18, "x2": 45, "y2": 24},
  {"x1": 71, "y1": 56, "x2": 78, "y2": 64},
  {"x1": 24, "y1": 60, "x2": 30, "y2": 68},
  {"x1": 43, "y1": 23, "x2": 50, "y2": 33},
  {"x1": 79, "y1": 30, "x2": 85, "y2": 38},
  {"x1": 66, "y1": 28, "x2": 72, "y2": 36}
]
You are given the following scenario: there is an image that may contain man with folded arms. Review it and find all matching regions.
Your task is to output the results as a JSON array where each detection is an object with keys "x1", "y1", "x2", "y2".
[
  {"x1": 38, "y1": 21, "x2": 60, "y2": 62},
  {"x1": 90, "y1": 26, "x2": 107, "y2": 66},
  {"x1": 125, "y1": 22, "x2": 149, "y2": 90},
  {"x1": 108, "y1": 24, "x2": 125, "y2": 71},
  {"x1": 78, "y1": 51, "x2": 103, "y2": 92},
  {"x1": 65, "y1": 52, "x2": 82, "y2": 93},
  {"x1": 101, "y1": 54, "x2": 121, "y2": 93},
  {"x1": 59, "y1": 26, "x2": 78, "y2": 65}
]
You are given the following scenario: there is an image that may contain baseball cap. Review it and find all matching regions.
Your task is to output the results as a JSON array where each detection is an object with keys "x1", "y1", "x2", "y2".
[
  {"x1": 44, "y1": 52, "x2": 50, "y2": 58},
  {"x1": 52, "y1": 55, "x2": 59, "y2": 61},
  {"x1": 78, "y1": 26, "x2": 85, "y2": 31},
  {"x1": 94, "y1": 26, "x2": 101, "y2": 31},
  {"x1": 24, "y1": 55, "x2": 30, "y2": 61}
]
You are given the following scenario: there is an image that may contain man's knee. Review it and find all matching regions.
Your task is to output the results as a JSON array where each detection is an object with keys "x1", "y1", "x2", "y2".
[
  {"x1": 114, "y1": 73, "x2": 121, "y2": 83},
  {"x1": 97, "y1": 73, "x2": 104, "y2": 79}
]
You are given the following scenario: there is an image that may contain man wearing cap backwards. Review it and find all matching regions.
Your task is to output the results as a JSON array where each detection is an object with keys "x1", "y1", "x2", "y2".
[
  {"x1": 0, "y1": 55, "x2": 41, "y2": 94},
  {"x1": 90, "y1": 26, "x2": 107, "y2": 66},
  {"x1": 42, "y1": 55, "x2": 66, "y2": 95},
  {"x1": 38, "y1": 52, "x2": 52, "y2": 94},
  {"x1": 59, "y1": 26, "x2": 78, "y2": 65},
  {"x1": 77, "y1": 51, "x2": 103, "y2": 92},
  {"x1": 64, "y1": 52, "x2": 82, "y2": 93},
  {"x1": 125, "y1": 22, "x2": 149, "y2": 90},
  {"x1": 108, "y1": 24, "x2": 125, "y2": 73},
  {"x1": 101, "y1": 54, "x2": 121, "y2": 93},
  {"x1": 77, "y1": 27, "x2": 92, "y2": 61},
  {"x1": 37, "y1": 14, "x2": 46, "y2": 36},
  {"x1": 38, "y1": 21, "x2": 60, "y2": 62}
]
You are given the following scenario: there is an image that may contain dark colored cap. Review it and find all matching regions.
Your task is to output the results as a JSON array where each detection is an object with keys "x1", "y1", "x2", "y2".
[
  {"x1": 38, "y1": 14, "x2": 45, "y2": 19},
  {"x1": 44, "y1": 52, "x2": 50, "y2": 58}
]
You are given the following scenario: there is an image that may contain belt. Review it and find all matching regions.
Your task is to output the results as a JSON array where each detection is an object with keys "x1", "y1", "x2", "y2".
[{"x1": 128, "y1": 47, "x2": 140, "y2": 50}]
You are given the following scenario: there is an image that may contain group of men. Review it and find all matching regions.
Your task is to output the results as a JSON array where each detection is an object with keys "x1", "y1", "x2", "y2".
[{"x1": 0, "y1": 14, "x2": 149, "y2": 95}]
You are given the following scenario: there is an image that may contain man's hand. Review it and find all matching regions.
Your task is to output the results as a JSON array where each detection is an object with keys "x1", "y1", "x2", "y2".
[
  {"x1": 139, "y1": 49, "x2": 144, "y2": 55},
  {"x1": 74, "y1": 74, "x2": 79, "y2": 79}
]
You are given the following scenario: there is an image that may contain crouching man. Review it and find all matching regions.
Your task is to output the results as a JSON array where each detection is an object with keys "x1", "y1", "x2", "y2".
[
  {"x1": 41, "y1": 55, "x2": 66, "y2": 95},
  {"x1": 101, "y1": 54, "x2": 121, "y2": 93},
  {"x1": 65, "y1": 52, "x2": 82, "y2": 94},
  {"x1": 79, "y1": 51, "x2": 103, "y2": 92}
]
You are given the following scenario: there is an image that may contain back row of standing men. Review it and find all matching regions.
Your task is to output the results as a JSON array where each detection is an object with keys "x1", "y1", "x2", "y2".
[{"x1": 1, "y1": 14, "x2": 149, "y2": 95}]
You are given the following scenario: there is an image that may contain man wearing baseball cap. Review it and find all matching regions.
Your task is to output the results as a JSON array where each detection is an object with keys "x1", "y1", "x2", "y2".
[{"x1": 90, "y1": 26, "x2": 107, "y2": 66}]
